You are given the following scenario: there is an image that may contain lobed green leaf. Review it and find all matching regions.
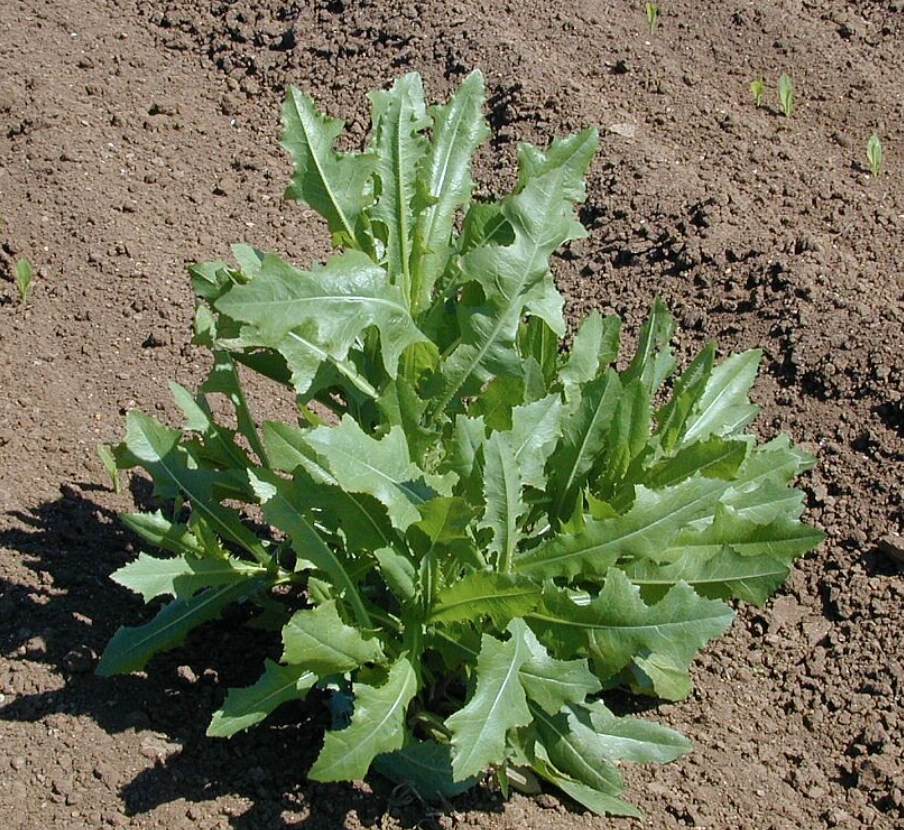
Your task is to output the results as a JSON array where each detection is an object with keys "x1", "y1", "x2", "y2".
[
  {"x1": 281, "y1": 86, "x2": 376, "y2": 248},
  {"x1": 309, "y1": 657, "x2": 418, "y2": 781},
  {"x1": 207, "y1": 660, "x2": 316, "y2": 738},
  {"x1": 447, "y1": 619, "x2": 533, "y2": 780},
  {"x1": 97, "y1": 577, "x2": 268, "y2": 677}
]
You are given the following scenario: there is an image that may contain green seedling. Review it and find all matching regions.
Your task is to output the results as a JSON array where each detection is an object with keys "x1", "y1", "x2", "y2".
[
  {"x1": 98, "y1": 443, "x2": 122, "y2": 494},
  {"x1": 96, "y1": 71, "x2": 824, "y2": 816},
  {"x1": 13, "y1": 257, "x2": 33, "y2": 305},
  {"x1": 645, "y1": 2, "x2": 659, "y2": 34},
  {"x1": 866, "y1": 133, "x2": 883, "y2": 177},
  {"x1": 778, "y1": 73, "x2": 794, "y2": 118},
  {"x1": 749, "y1": 79, "x2": 765, "y2": 108}
]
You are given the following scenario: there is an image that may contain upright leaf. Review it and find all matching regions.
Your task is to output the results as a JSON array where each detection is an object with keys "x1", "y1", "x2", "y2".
[
  {"x1": 517, "y1": 128, "x2": 598, "y2": 201},
  {"x1": 445, "y1": 414, "x2": 486, "y2": 496},
  {"x1": 558, "y1": 311, "x2": 621, "y2": 388},
  {"x1": 655, "y1": 342, "x2": 715, "y2": 451},
  {"x1": 431, "y1": 168, "x2": 586, "y2": 416},
  {"x1": 411, "y1": 69, "x2": 489, "y2": 311},
  {"x1": 509, "y1": 394, "x2": 563, "y2": 491},
  {"x1": 368, "y1": 73, "x2": 431, "y2": 300},
  {"x1": 377, "y1": 377, "x2": 433, "y2": 460},
  {"x1": 251, "y1": 470, "x2": 372, "y2": 626},
  {"x1": 621, "y1": 300, "x2": 675, "y2": 398},
  {"x1": 469, "y1": 375, "x2": 524, "y2": 431},
  {"x1": 198, "y1": 350, "x2": 269, "y2": 465},
  {"x1": 682, "y1": 350, "x2": 762, "y2": 446},
  {"x1": 479, "y1": 431, "x2": 527, "y2": 571},
  {"x1": 549, "y1": 369, "x2": 622, "y2": 520},
  {"x1": 169, "y1": 381, "x2": 252, "y2": 471},
  {"x1": 309, "y1": 657, "x2": 418, "y2": 781},
  {"x1": 447, "y1": 619, "x2": 533, "y2": 780},
  {"x1": 374, "y1": 546, "x2": 418, "y2": 605},
  {"x1": 281, "y1": 87, "x2": 376, "y2": 248},
  {"x1": 524, "y1": 272, "x2": 566, "y2": 337},
  {"x1": 517, "y1": 316, "x2": 559, "y2": 387},
  {"x1": 595, "y1": 377, "x2": 651, "y2": 493}
]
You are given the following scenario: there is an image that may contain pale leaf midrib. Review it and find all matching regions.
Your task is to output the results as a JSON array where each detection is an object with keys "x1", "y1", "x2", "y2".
[
  {"x1": 455, "y1": 648, "x2": 524, "y2": 770},
  {"x1": 522, "y1": 482, "x2": 724, "y2": 573},
  {"x1": 526, "y1": 607, "x2": 730, "y2": 634},
  {"x1": 316, "y1": 666, "x2": 414, "y2": 777},
  {"x1": 432, "y1": 587, "x2": 539, "y2": 617},
  {"x1": 220, "y1": 669, "x2": 316, "y2": 720},
  {"x1": 113, "y1": 582, "x2": 247, "y2": 661},
  {"x1": 290, "y1": 92, "x2": 357, "y2": 243}
]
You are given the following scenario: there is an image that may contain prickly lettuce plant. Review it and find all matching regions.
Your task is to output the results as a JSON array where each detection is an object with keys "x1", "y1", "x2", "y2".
[{"x1": 98, "y1": 71, "x2": 823, "y2": 815}]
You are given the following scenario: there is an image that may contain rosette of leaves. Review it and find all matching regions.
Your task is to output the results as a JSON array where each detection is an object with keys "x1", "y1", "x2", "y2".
[{"x1": 97, "y1": 71, "x2": 823, "y2": 815}]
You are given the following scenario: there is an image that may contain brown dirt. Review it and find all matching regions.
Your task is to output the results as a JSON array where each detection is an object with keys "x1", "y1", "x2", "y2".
[{"x1": 1, "y1": 1, "x2": 902, "y2": 828}]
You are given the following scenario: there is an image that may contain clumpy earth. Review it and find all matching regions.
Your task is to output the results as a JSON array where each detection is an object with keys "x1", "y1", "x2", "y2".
[{"x1": 1, "y1": 0, "x2": 902, "y2": 828}]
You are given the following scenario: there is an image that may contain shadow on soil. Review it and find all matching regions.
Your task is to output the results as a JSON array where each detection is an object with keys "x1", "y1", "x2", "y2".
[{"x1": 0, "y1": 483, "x2": 506, "y2": 829}]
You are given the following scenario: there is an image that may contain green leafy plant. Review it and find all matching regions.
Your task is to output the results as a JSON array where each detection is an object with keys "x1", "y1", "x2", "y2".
[
  {"x1": 13, "y1": 256, "x2": 33, "y2": 305},
  {"x1": 98, "y1": 443, "x2": 122, "y2": 494},
  {"x1": 749, "y1": 79, "x2": 765, "y2": 108},
  {"x1": 866, "y1": 133, "x2": 883, "y2": 177},
  {"x1": 778, "y1": 73, "x2": 794, "y2": 118},
  {"x1": 97, "y1": 71, "x2": 823, "y2": 815},
  {"x1": 645, "y1": 2, "x2": 659, "y2": 34}
]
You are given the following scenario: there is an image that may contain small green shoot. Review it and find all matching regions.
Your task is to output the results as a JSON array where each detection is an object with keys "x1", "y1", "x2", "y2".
[
  {"x1": 866, "y1": 133, "x2": 883, "y2": 177},
  {"x1": 98, "y1": 443, "x2": 122, "y2": 494},
  {"x1": 749, "y1": 79, "x2": 765, "y2": 108},
  {"x1": 645, "y1": 2, "x2": 659, "y2": 34},
  {"x1": 778, "y1": 73, "x2": 794, "y2": 118},
  {"x1": 13, "y1": 257, "x2": 33, "y2": 305}
]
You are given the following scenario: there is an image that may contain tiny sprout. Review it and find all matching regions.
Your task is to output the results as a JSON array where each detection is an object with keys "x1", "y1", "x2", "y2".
[
  {"x1": 98, "y1": 443, "x2": 122, "y2": 494},
  {"x1": 749, "y1": 79, "x2": 765, "y2": 108},
  {"x1": 778, "y1": 73, "x2": 794, "y2": 118},
  {"x1": 13, "y1": 257, "x2": 33, "y2": 305},
  {"x1": 645, "y1": 2, "x2": 659, "y2": 35},
  {"x1": 866, "y1": 133, "x2": 883, "y2": 178}
]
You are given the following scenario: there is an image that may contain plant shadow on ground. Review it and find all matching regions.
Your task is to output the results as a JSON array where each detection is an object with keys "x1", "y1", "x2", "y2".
[{"x1": 0, "y1": 483, "x2": 507, "y2": 829}]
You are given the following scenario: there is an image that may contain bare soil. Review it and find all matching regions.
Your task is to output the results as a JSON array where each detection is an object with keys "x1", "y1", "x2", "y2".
[{"x1": 1, "y1": 1, "x2": 902, "y2": 829}]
